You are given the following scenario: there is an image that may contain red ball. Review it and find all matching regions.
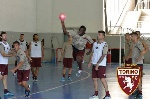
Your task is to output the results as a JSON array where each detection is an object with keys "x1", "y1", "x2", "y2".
[{"x1": 59, "y1": 13, "x2": 66, "y2": 21}]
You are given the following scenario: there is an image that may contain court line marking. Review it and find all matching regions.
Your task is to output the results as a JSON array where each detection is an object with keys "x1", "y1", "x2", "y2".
[{"x1": 11, "y1": 69, "x2": 91, "y2": 99}]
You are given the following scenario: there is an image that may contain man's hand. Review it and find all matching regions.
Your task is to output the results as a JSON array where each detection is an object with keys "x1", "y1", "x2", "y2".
[
  {"x1": 88, "y1": 63, "x2": 91, "y2": 69},
  {"x1": 95, "y1": 64, "x2": 99, "y2": 71},
  {"x1": 136, "y1": 57, "x2": 142, "y2": 62},
  {"x1": 10, "y1": 69, "x2": 15, "y2": 73}
]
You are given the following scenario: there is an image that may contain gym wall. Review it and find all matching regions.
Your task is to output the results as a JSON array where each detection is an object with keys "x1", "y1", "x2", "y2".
[
  {"x1": 0, "y1": 0, "x2": 36, "y2": 32},
  {"x1": 36, "y1": 0, "x2": 104, "y2": 33}
]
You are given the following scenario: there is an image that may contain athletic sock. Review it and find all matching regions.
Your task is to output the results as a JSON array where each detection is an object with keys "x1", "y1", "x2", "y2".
[
  {"x1": 94, "y1": 91, "x2": 98, "y2": 96},
  {"x1": 106, "y1": 91, "x2": 110, "y2": 96},
  {"x1": 4, "y1": 89, "x2": 9, "y2": 93},
  {"x1": 63, "y1": 74, "x2": 65, "y2": 78},
  {"x1": 68, "y1": 74, "x2": 71, "y2": 78}
]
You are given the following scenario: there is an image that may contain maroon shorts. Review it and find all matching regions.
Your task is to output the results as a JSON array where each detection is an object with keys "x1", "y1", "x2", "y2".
[
  {"x1": 125, "y1": 58, "x2": 132, "y2": 67},
  {"x1": 0, "y1": 64, "x2": 8, "y2": 76},
  {"x1": 17, "y1": 70, "x2": 30, "y2": 83},
  {"x1": 63, "y1": 58, "x2": 73, "y2": 68},
  {"x1": 73, "y1": 50, "x2": 85, "y2": 61},
  {"x1": 92, "y1": 66, "x2": 106, "y2": 78},
  {"x1": 30, "y1": 58, "x2": 42, "y2": 67}
]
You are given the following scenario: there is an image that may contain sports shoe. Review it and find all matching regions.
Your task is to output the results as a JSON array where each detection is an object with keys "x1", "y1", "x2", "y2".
[
  {"x1": 60, "y1": 77, "x2": 65, "y2": 82},
  {"x1": 68, "y1": 77, "x2": 72, "y2": 81},
  {"x1": 134, "y1": 92, "x2": 142, "y2": 99},
  {"x1": 32, "y1": 76, "x2": 35, "y2": 81},
  {"x1": 13, "y1": 72, "x2": 17, "y2": 76},
  {"x1": 103, "y1": 95, "x2": 111, "y2": 99},
  {"x1": 33, "y1": 76, "x2": 38, "y2": 82},
  {"x1": 28, "y1": 84, "x2": 30, "y2": 90},
  {"x1": 25, "y1": 90, "x2": 30, "y2": 98},
  {"x1": 4, "y1": 91, "x2": 14, "y2": 96},
  {"x1": 89, "y1": 95, "x2": 99, "y2": 99},
  {"x1": 34, "y1": 77, "x2": 38, "y2": 82},
  {"x1": 76, "y1": 71, "x2": 82, "y2": 77}
]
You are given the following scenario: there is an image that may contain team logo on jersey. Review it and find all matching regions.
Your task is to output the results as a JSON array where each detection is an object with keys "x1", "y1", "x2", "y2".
[{"x1": 117, "y1": 66, "x2": 140, "y2": 95}]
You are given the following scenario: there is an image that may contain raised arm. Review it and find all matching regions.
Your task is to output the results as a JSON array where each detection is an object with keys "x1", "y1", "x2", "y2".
[{"x1": 61, "y1": 20, "x2": 69, "y2": 36}]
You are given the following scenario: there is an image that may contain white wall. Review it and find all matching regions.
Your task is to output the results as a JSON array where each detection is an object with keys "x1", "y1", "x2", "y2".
[
  {"x1": 0, "y1": 0, "x2": 104, "y2": 33},
  {"x1": 0, "y1": 0, "x2": 36, "y2": 32},
  {"x1": 36, "y1": 0, "x2": 52, "y2": 33},
  {"x1": 37, "y1": 0, "x2": 103, "y2": 33}
]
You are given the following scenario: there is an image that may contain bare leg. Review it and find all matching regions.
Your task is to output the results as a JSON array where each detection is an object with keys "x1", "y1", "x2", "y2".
[
  {"x1": 76, "y1": 56, "x2": 83, "y2": 70},
  {"x1": 93, "y1": 78, "x2": 98, "y2": 91},
  {"x1": 22, "y1": 81, "x2": 30, "y2": 91},
  {"x1": 100, "y1": 78, "x2": 108, "y2": 92},
  {"x1": 62, "y1": 67, "x2": 66, "y2": 77},
  {"x1": 35, "y1": 67, "x2": 40, "y2": 77},
  {"x1": 2, "y1": 75, "x2": 8, "y2": 89},
  {"x1": 31, "y1": 67, "x2": 36, "y2": 77},
  {"x1": 68, "y1": 68, "x2": 72, "y2": 75}
]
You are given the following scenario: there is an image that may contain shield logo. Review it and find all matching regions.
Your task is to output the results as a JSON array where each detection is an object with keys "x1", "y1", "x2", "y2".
[{"x1": 117, "y1": 67, "x2": 140, "y2": 95}]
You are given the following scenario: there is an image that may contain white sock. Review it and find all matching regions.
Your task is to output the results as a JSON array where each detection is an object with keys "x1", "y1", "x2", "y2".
[{"x1": 78, "y1": 70, "x2": 82, "y2": 73}]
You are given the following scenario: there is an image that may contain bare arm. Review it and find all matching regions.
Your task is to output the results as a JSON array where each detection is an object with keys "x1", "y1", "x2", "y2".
[
  {"x1": 88, "y1": 53, "x2": 93, "y2": 68},
  {"x1": 141, "y1": 40, "x2": 149, "y2": 54},
  {"x1": 97, "y1": 54, "x2": 107, "y2": 64},
  {"x1": 28, "y1": 42, "x2": 31, "y2": 56},
  {"x1": 61, "y1": 21, "x2": 69, "y2": 36},
  {"x1": 13, "y1": 61, "x2": 24, "y2": 71},
  {"x1": 86, "y1": 43, "x2": 93, "y2": 55},
  {"x1": 41, "y1": 42, "x2": 44, "y2": 57},
  {"x1": 10, "y1": 61, "x2": 24, "y2": 73},
  {"x1": 1, "y1": 52, "x2": 14, "y2": 57}
]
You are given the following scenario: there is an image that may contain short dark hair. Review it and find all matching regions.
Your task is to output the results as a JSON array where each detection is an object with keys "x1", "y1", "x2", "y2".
[
  {"x1": 98, "y1": 30, "x2": 105, "y2": 36},
  {"x1": 135, "y1": 31, "x2": 140, "y2": 33},
  {"x1": 79, "y1": 25, "x2": 86, "y2": 31},
  {"x1": 20, "y1": 34, "x2": 24, "y2": 35},
  {"x1": 13, "y1": 41, "x2": 20, "y2": 45},
  {"x1": 125, "y1": 33, "x2": 130, "y2": 35},
  {"x1": 33, "y1": 34, "x2": 38, "y2": 37},
  {"x1": 130, "y1": 32, "x2": 138, "y2": 36},
  {"x1": 1, "y1": 31, "x2": 6, "y2": 35}
]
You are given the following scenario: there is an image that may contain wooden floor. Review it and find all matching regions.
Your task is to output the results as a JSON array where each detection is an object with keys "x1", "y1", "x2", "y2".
[{"x1": 0, "y1": 62, "x2": 150, "y2": 99}]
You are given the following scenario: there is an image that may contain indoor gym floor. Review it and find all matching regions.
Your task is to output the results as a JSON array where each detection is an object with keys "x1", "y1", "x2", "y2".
[{"x1": 0, "y1": 62, "x2": 150, "y2": 99}]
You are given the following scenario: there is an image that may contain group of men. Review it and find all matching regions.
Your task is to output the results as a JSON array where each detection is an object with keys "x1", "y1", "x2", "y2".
[
  {"x1": 60, "y1": 20, "x2": 111, "y2": 99},
  {"x1": 124, "y1": 31, "x2": 148, "y2": 98},
  {"x1": 0, "y1": 21, "x2": 147, "y2": 99},
  {"x1": 0, "y1": 32, "x2": 44, "y2": 98}
]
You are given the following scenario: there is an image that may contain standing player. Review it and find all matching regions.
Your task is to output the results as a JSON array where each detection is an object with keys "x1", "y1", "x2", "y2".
[
  {"x1": 28, "y1": 34, "x2": 44, "y2": 81},
  {"x1": 18, "y1": 34, "x2": 28, "y2": 52},
  {"x1": 60, "y1": 36, "x2": 73, "y2": 82},
  {"x1": 13, "y1": 34, "x2": 31, "y2": 76},
  {"x1": 10, "y1": 41, "x2": 30, "y2": 98},
  {"x1": 136, "y1": 31, "x2": 148, "y2": 75},
  {"x1": 124, "y1": 33, "x2": 132, "y2": 66},
  {"x1": 130, "y1": 32, "x2": 145, "y2": 98},
  {"x1": 60, "y1": 20, "x2": 94, "y2": 77},
  {"x1": 88, "y1": 31, "x2": 111, "y2": 99},
  {"x1": 0, "y1": 31, "x2": 14, "y2": 96}
]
